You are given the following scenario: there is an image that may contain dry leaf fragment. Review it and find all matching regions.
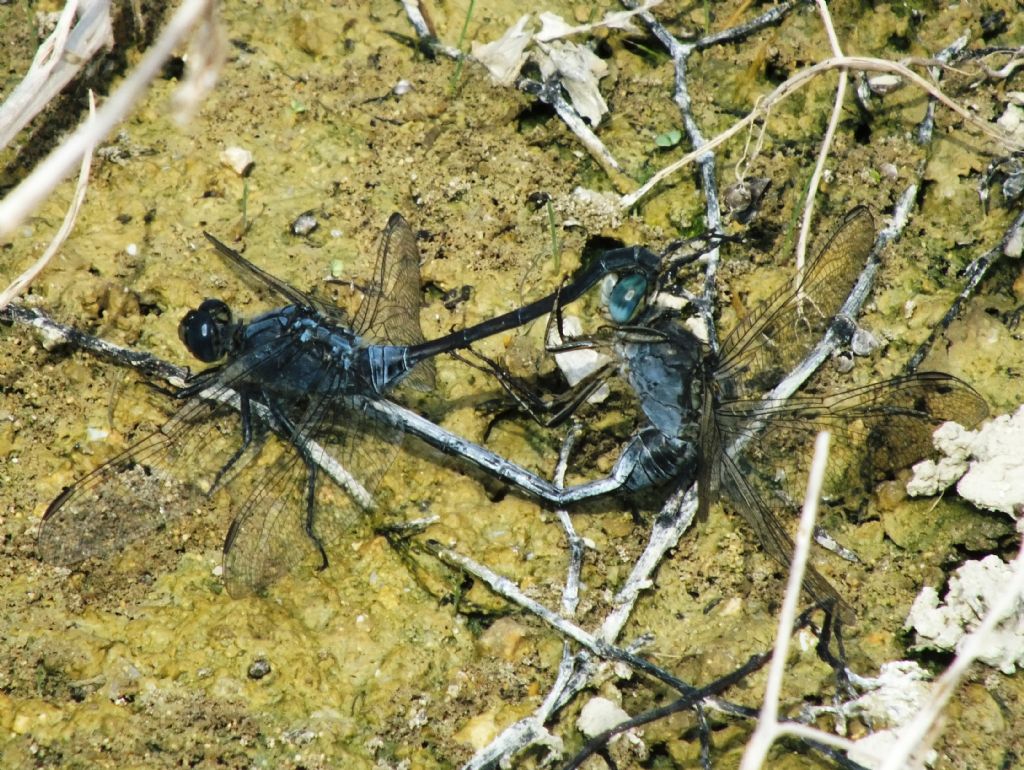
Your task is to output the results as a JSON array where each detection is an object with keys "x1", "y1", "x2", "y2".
[{"x1": 470, "y1": 14, "x2": 532, "y2": 86}]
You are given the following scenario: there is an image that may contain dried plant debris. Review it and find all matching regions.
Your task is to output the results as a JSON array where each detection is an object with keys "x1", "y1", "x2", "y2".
[
  {"x1": 806, "y1": 661, "x2": 938, "y2": 769},
  {"x1": 470, "y1": 2, "x2": 660, "y2": 125}
]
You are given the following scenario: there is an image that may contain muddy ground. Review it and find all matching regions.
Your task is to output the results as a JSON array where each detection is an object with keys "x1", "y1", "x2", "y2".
[{"x1": 1, "y1": 0, "x2": 1024, "y2": 768}]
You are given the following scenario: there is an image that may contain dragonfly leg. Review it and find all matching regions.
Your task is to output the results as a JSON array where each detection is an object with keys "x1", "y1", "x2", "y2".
[
  {"x1": 164, "y1": 365, "x2": 226, "y2": 399},
  {"x1": 303, "y1": 460, "x2": 328, "y2": 571},
  {"x1": 263, "y1": 395, "x2": 330, "y2": 571},
  {"x1": 208, "y1": 390, "x2": 255, "y2": 493},
  {"x1": 452, "y1": 347, "x2": 612, "y2": 431},
  {"x1": 812, "y1": 603, "x2": 854, "y2": 697}
]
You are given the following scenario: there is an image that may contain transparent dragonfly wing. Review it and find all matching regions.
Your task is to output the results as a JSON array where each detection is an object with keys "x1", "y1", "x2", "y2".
[
  {"x1": 41, "y1": 335, "x2": 400, "y2": 594},
  {"x1": 353, "y1": 212, "x2": 435, "y2": 391},
  {"x1": 720, "y1": 372, "x2": 989, "y2": 498},
  {"x1": 719, "y1": 449, "x2": 855, "y2": 623},
  {"x1": 715, "y1": 206, "x2": 875, "y2": 397},
  {"x1": 219, "y1": 342, "x2": 404, "y2": 595},
  {"x1": 695, "y1": 207, "x2": 989, "y2": 621},
  {"x1": 708, "y1": 372, "x2": 988, "y2": 622},
  {"x1": 203, "y1": 231, "x2": 352, "y2": 326},
  {"x1": 219, "y1": 439, "x2": 320, "y2": 597},
  {"x1": 36, "y1": 360, "x2": 280, "y2": 568}
]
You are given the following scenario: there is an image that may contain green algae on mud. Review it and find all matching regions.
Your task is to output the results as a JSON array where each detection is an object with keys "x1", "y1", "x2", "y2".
[{"x1": 2, "y1": 0, "x2": 1024, "y2": 768}]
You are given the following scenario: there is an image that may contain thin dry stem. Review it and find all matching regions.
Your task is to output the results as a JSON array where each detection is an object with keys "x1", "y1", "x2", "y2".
[
  {"x1": 0, "y1": 0, "x2": 113, "y2": 151},
  {"x1": 739, "y1": 431, "x2": 847, "y2": 769},
  {"x1": 620, "y1": 54, "x2": 1023, "y2": 211},
  {"x1": 0, "y1": 93, "x2": 96, "y2": 310},
  {"x1": 794, "y1": 0, "x2": 847, "y2": 273},
  {"x1": 0, "y1": 0, "x2": 219, "y2": 239}
]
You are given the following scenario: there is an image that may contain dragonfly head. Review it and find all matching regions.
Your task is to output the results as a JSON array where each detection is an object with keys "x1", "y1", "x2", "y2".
[{"x1": 179, "y1": 298, "x2": 235, "y2": 363}]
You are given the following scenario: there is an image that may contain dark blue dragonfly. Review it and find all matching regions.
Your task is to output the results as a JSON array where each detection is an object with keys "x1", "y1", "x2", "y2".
[
  {"x1": 38, "y1": 213, "x2": 662, "y2": 595},
  {"x1": 468, "y1": 207, "x2": 989, "y2": 619}
]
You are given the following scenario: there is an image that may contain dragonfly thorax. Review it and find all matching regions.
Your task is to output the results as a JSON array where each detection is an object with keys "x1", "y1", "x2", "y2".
[
  {"x1": 242, "y1": 306, "x2": 365, "y2": 396},
  {"x1": 619, "y1": 320, "x2": 704, "y2": 441}
]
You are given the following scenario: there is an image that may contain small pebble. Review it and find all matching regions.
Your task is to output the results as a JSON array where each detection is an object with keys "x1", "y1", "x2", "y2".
[
  {"x1": 723, "y1": 177, "x2": 770, "y2": 224},
  {"x1": 577, "y1": 697, "x2": 630, "y2": 738},
  {"x1": 850, "y1": 327, "x2": 880, "y2": 356},
  {"x1": 393, "y1": 79, "x2": 412, "y2": 96},
  {"x1": 247, "y1": 658, "x2": 271, "y2": 680},
  {"x1": 833, "y1": 349, "x2": 854, "y2": 373},
  {"x1": 86, "y1": 427, "x2": 109, "y2": 442},
  {"x1": 867, "y1": 74, "x2": 902, "y2": 95},
  {"x1": 290, "y1": 210, "x2": 319, "y2": 236},
  {"x1": 220, "y1": 146, "x2": 254, "y2": 176}
]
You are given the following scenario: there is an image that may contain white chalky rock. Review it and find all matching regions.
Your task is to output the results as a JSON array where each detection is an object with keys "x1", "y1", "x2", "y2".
[
  {"x1": 845, "y1": 661, "x2": 932, "y2": 726},
  {"x1": 219, "y1": 146, "x2": 254, "y2": 176},
  {"x1": 905, "y1": 555, "x2": 1024, "y2": 675},
  {"x1": 907, "y1": 407, "x2": 1024, "y2": 516},
  {"x1": 576, "y1": 697, "x2": 630, "y2": 738},
  {"x1": 550, "y1": 315, "x2": 611, "y2": 403},
  {"x1": 848, "y1": 728, "x2": 935, "y2": 770}
]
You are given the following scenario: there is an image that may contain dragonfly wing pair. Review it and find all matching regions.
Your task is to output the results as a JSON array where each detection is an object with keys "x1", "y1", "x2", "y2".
[{"x1": 708, "y1": 208, "x2": 987, "y2": 619}]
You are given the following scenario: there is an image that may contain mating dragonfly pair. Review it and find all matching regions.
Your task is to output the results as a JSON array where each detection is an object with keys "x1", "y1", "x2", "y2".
[{"x1": 39, "y1": 210, "x2": 987, "y2": 616}]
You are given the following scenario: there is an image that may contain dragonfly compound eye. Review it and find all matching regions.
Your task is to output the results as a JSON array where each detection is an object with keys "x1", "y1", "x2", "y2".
[
  {"x1": 179, "y1": 298, "x2": 233, "y2": 363},
  {"x1": 607, "y1": 273, "x2": 648, "y2": 323}
]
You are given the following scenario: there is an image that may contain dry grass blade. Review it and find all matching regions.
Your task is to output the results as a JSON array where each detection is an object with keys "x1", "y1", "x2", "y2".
[
  {"x1": 0, "y1": 0, "x2": 113, "y2": 151},
  {"x1": 0, "y1": 0, "x2": 220, "y2": 239},
  {"x1": 0, "y1": 92, "x2": 96, "y2": 310}
]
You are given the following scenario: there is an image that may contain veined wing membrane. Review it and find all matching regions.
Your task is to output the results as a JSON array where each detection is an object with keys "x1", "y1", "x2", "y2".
[
  {"x1": 202, "y1": 232, "x2": 350, "y2": 326},
  {"x1": 704, "y1": 372, "x2": 988, "y2": 618},
  {"x1": 718, "y1": 372, "x2": 988, "y2": 496},
  {"x1": 354, "y1": 213, "x2": 435, "y2": 392},
  {"x1": 711, "y1": 373, "x2": 986, "y2": 624},
  {"x1": 221, "y1": 362, "x2": 400, "y2": 596},
  {"x1": 38, "y1": 387, "x2": 260, "y2": 567},
  {"x1": 720, "y1": 449, "x2": 855, "y2": 622},
  {"x1": 220, "y1": 439, "x2": 320, "y2": 596},
  {"x1": 39, "y1": 334, "x2": 302, "y2": 569},
  {"x1": 715, "y1": 207, "x2": 875, "y2": 396}
]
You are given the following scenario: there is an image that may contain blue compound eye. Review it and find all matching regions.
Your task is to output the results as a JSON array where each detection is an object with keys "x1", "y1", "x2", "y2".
[{"x1": 607, "y1": 273, "x2": 648, "y2": 323}]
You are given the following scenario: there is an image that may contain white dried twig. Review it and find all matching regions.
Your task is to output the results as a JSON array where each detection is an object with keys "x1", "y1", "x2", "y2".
[
  {"x1": 0, "y1": 92, "x2": 97, "y2": 310},
  {"x1": 620, "y1": 54, "x2": 1024, "y2": 210},
  {"x1": 534, "y1": 2, "x2": 661, "y2": 43},
  {"x1": 794, "y1": 0, "x2": 848, "y2": 273},
  {"x1": 0, "y1": 0, "x2": 221, "y2": 239},
  {"x1": 171, "y1": 0, "x2": 225, "y2": 123},
  {"x1": 462, "y1": 429, "x2": 586, "y2": 768},
  {"x1": 739, "y1": 432, "x2": 855, "y2": 769},
  {"x1": 0, "y1": 0, "x2": 113, "y2": 151}
]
